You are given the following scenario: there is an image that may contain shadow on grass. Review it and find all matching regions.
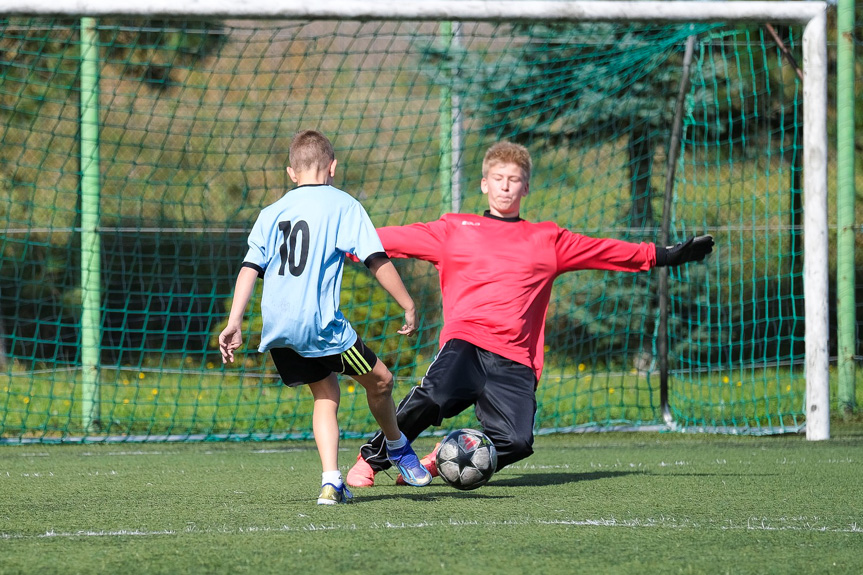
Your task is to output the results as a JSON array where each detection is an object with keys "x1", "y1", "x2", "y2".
[
  {"x1": 491, "y1": 469, "x2": 639, "y2": 487},
  {"x1": 293, "y1": 471, "x2": 639, "y2": 503},
  {"x1": 358, "y1": 470, "x2": 640, "y2": 501},
  {"x1": 348, "y1": 488, "x2": 513, "y2": 503}
]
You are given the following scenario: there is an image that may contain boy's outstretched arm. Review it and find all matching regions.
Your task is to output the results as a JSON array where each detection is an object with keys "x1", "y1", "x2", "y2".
[
  {"x1": 367, "y1": 257, "x2": 417, "y2": 336},
  {"x1": 219, "y1": 266, "x2": 259, "y2": 363},
  {"x1": 654, "y1": 235, "x2": 714, "y2": 267}
]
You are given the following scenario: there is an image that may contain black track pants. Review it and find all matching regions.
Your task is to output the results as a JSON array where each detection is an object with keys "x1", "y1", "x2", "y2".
[{"x1": 359, "y1": 339, "x2": 537, "y2": 472}]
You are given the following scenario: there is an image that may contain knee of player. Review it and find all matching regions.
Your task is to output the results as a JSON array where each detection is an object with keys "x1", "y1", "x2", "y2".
[
  {"x1": 361, "y1": 371, "x2": 394, "y2": 395},
  {"x1": 378, "y1": 373, "x2": 394, "y2": 394},
  {"x1": 497, "y1": 435, "x2": 533, "y2": 458},
  {"x1": 493, "y1": 439, "x2": 533, "y2": 472}
]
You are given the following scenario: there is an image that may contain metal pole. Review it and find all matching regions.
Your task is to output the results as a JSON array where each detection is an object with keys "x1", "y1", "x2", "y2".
[
  {"x1": 80, "y1": 17, "x2": 102, "y2": 433},
  {"x1": 0, "y1": 1, "x2": 827, "y2": 23},
  {"x1": 802, "y1": 10, "x2": 829, "y2": 440},
  {"x1": 836, "y1": 0, "x2": 856, "y2": 414},
  {"x1": 659, "y1": 33, "x2": 697, "y2": 428}
]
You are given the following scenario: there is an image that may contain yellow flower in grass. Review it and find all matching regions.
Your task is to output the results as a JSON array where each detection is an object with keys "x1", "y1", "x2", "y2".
[
  {"x1": 151, "y1": 389, "x2": 159, "y2": 396},
  {"x1": 123, "y1": 399, "x2": 130, "y2": 404},
  {"x1": 138, "y1": 372, "x2": 146, "y2": 380},
  {"x1": 722, "y1": 376, "x2": 730, "y2": 383},
  {"x1": 609, "y1": 388, "x2": 615, "y2": 395},
  {"x1": 578, "y1": 363, "x2": 586, "y2": 371},
  {"x1": 22, "y1": 396, "x2": 30, "y2": 404}
]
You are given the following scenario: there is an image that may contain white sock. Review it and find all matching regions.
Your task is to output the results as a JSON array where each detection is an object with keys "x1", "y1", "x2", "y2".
[
  {"x1": 322, "y1": 470, "x2": 342, "y2": 487},
  {"x1": 385, "y1": 432, "x2": 407, "y2": 451}
]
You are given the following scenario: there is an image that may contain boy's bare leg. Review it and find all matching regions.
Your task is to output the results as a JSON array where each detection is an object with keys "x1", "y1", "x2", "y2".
[
  {"x1": 351, "y1": 359, "x2": 401, "y2": 441},
  {"x1": 350, "y1": 359, "x2": 432, "y2": 487},
  {"x1": 308, "y1": 373, "x2": 341, "y2": 472}
]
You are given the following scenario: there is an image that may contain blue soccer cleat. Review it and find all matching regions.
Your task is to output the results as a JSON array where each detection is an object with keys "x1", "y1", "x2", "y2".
[{"x1": 387, "y1": 442, "x2": 433, "y2": 487}]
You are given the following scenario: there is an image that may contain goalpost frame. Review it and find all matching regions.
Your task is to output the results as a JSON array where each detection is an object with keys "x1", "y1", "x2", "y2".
[{"x1": 1, "y1": 1, "x2": 829, "y2": 439}]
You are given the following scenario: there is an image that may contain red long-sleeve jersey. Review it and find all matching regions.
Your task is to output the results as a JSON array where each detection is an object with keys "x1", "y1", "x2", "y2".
[{"x1": 379, "y1": 212, "x2": 657, "y2": 382}]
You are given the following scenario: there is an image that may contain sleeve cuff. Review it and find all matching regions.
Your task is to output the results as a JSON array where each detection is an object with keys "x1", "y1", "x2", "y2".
[
  {"x1": 242, "y1": 262, "x2": 264, "y2": 277},
  {"x1": 363, "y1": 252, "x2": 389, "y2": 268},
  {"x1": 654, "y1": 245, "x2": 667, "y2": 267}
]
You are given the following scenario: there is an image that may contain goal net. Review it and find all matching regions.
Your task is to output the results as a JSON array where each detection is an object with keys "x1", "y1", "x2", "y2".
[{"x1": 0, "y1": 2, "x2": 829, "y2": 442}]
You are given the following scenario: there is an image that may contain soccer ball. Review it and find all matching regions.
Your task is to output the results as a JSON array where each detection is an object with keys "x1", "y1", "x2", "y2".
[{"x1": 435, "y1": 428, "x2": 497, "y2": 491}]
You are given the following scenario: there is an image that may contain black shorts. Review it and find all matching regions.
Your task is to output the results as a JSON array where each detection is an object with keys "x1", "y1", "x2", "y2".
[{"x1": 269, "y1": 336, "x2": 379, "y2": 387}]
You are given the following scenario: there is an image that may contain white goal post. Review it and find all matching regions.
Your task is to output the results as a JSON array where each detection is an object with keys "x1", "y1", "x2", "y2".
[{"x1": 0, "y1": 0, "x2": 830, "y2": 439}]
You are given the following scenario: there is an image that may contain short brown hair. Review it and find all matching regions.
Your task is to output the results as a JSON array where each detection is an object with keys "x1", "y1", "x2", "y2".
[
  {"x1": 289, "y1": 130, "x2": 335, "y2": 173},
  {"x1": 482, "y1": 141, "x2": 532, "y2": 181}
]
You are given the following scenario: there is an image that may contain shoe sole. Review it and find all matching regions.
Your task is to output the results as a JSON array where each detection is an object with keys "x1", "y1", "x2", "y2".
[{"x1": 317, "y1": 493, "x2": 353, "y2": 504}]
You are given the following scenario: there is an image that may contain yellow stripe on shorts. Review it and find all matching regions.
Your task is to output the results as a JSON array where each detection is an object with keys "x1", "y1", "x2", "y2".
[
  {"x1": 343, "y1": 346, "x2": 371, "y2": 374},
  {"x1": 341, "y1": 348, "x2": 362, "y2": 373}
]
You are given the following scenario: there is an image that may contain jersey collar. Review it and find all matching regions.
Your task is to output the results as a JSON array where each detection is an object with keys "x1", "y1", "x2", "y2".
[
  {"x1": 482, "y1": 210, "x2": 522, "y2": 223},
  {"x1": 292, "y1": 184, "x2": 329, "y2": 190}
]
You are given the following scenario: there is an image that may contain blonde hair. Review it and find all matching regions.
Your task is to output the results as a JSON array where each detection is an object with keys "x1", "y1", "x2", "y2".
[
  {"x1": 289, "y1": 130, "x2": 335, "y2": 173},
  {"x1": 482, "y1": 141, "x2": 532, "y2": 181}
]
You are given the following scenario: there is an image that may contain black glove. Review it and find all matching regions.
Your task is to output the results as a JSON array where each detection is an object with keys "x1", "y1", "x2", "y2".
[{"x1": 655, "y1": 235, "x2": 714, "y2": 267}]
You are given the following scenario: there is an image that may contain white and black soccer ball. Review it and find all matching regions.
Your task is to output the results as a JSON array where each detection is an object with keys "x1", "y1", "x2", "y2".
[{"x1": 435, "y1": 428, "x2": 497, "y2": 491}]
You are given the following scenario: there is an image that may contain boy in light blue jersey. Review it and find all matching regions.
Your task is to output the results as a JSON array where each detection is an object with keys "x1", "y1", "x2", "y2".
[{"x1": 219, "y1": 130, "x2": 431, "y2": 504}]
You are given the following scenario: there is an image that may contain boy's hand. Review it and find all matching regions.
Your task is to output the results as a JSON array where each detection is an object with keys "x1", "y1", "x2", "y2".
[
  {"x1": 397, "y1": 306, "x2": 418, "y2": 337},
  {"x1": 219, "y1": 323, "x2": 243, "y2": 363},
  {"x1": 656, "y1": 235, "x2": 714, "y2": 267}
]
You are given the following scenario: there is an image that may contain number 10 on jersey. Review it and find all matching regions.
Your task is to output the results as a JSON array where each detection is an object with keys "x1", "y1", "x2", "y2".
[{"x1": 278, "y1": 219, "x2": 309, "y2": 276}]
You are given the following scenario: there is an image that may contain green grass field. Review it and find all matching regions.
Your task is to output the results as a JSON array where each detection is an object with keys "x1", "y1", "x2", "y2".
[{"x1": 2, "y1": 428, "x2": 862, "y2": 574}]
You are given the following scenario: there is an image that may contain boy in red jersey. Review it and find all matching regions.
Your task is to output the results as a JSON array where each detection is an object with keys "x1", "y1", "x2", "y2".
[{"x1": 347, "y1": 141, "x2": 713, "y2": 487}]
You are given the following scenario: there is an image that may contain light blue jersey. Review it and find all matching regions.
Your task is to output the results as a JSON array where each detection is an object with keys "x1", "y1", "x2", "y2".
[{"x1": 242, "y1": 184, "x2": 385, "y2": 356}]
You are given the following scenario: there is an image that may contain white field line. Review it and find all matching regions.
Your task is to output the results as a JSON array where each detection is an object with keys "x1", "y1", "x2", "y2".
[{"x1": 2, "y1": 517, "x2": 861, "y2": 541}]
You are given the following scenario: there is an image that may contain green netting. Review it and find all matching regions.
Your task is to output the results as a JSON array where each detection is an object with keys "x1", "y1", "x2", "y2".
[{"x1": 0, "y1": 18, "x2": 813, "y2": 442}]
